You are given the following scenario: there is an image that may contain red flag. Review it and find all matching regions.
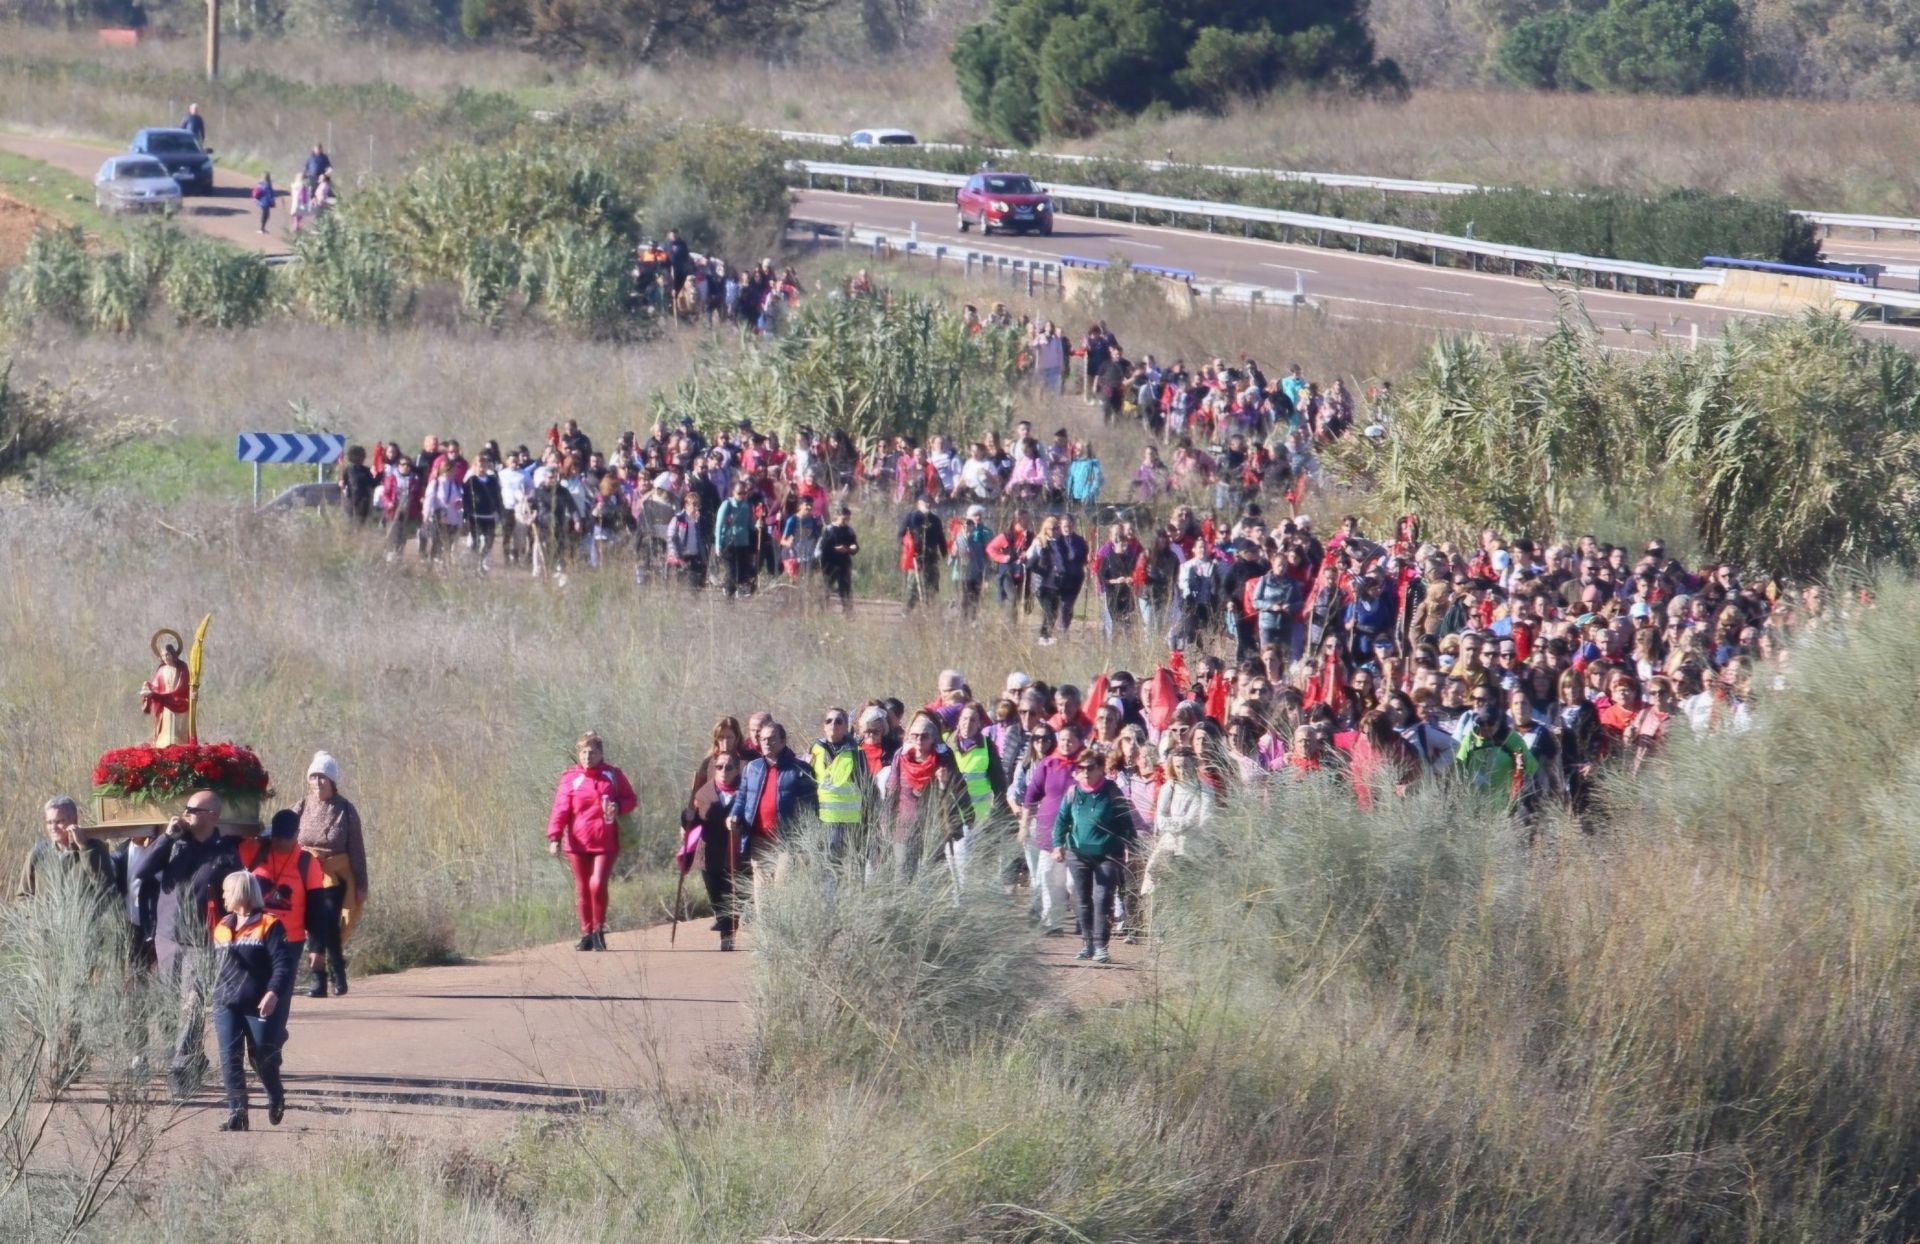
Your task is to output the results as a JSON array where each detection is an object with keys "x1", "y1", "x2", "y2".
[
  {"x1": 1131, "y1": 546, "x2": 1147, "y2": 590},
  {"x1": 1144, "y1": 666, "x2": 1178, "y2": 733},
  {"x1": 899, "y1": 531, "x2": 917, "y2": 572},
  {"x1": 370, "y1": 442, "x2": 386, "y2": 473},
  {"x1": 1088, "y1": 672, "x2": 1110, "y2": 717},
  {"x1": 1204, "y1": 670, "x2": 1228, "y2": 724},
  {"x1": 1168, "y1": 648, "x2": 1189, "y2": 686}
]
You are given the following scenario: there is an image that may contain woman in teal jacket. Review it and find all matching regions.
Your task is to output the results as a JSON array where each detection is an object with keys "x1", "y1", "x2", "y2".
[{"x1": 1052, "y1": 750, "x2": 1138, "y2": 963}]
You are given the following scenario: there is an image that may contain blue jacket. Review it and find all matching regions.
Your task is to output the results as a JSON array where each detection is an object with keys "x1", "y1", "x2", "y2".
[
  {"x1": 728, "y1": 747, "x2": 819, "y2": 842},
  {"x1": 1066, "y1": 458, "x2": 1104, "y2": 505}
]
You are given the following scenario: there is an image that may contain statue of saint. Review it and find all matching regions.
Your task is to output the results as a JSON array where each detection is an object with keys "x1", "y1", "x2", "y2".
[{"x1": 141, "y1": 631, "x2": 191, "y2": 747}]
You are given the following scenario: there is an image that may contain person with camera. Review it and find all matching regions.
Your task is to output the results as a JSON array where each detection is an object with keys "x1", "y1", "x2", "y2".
[{"x1": 209, "y1": 871, "x2": 294, "y2": 1131}]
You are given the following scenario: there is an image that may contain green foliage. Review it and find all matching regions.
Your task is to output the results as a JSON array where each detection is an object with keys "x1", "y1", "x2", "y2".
[
  {"x1": 467, "y1": 0, "x2": 839, "y2": 63},
  {"x1": 7, "y1": 223, "x2": 91, "y2": 326},
  {"x1": 161, "y1": 239, "x2": 272, "y2": 329},
  {"x1": 1329, "y1": 312, "x2": 1920, "y2": 577},
  {"x1": 1498, "y1": 10, "x2": 1586, "y2": 88},
  {"x1": 638, "y1": 124, "x2": 792, "y2": 258},
  {"x1": 85, "y1": 253, "x2": 145, "y2": 334},
  {"x1": 953, "y1": 0, "x2": 1403, "y2": 143},
  {"x1": 1564, "y1": 0, "x2": 1747, "y2": 93},
  {"x1": 521, "y1": 223, "x2": 630, "y2": 335},
  {"x1": 290, "y1": 213, "x2": 404, "y2": 326},
  {"x1": 458, "y1": 236, "x2": 524, "y2": 326},
  {"x1": 1437, "y1": 185, "x2": 1820, "y2": 266},
  {"x1": 654, "y1": 292, "x2": 1022, "y2": 445}
]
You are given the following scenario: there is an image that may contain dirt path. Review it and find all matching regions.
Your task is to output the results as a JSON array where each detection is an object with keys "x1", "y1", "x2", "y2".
[
  {"x1": 37, "y1": 916, "x2": 1135, "y2": 1174},
  {"x1": 0, "y1": 130, "x2": 293, "y2": 255}
]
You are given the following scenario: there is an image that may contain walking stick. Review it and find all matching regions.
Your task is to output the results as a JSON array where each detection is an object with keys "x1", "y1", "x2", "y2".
[{"x1": 669, "y1": 867, "x2": 687, "y2": 944}]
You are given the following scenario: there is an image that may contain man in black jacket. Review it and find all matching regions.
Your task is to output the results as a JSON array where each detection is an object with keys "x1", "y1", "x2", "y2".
[
  {"x1": 898, "y1": 496, "x2": 947, "y2": 613},
  {"x1": 463, "y1": 453, "x2": 505, "y2": 573},
  {"x1": 131, "y1": 792, "x2": 240, "y2": 1098}
]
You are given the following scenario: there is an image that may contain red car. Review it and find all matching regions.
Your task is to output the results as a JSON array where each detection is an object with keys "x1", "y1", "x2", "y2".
[{"x1": 956, "y1": 171, "x2": 1054, "y2": 236}]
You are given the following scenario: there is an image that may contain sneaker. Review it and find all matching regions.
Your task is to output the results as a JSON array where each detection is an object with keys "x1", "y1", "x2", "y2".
[
  {"x1": 576, "y1": 935, "x2": 596, "y2": 951},
  {"x1": 1073, "y1": 947, "x2": 1093, "y2": 961},
  {"x1": 719, "y1": 935, "x2": 735, "y2": 952},
  {"x1": 218, "y1": 1110, "x2": 249, "y2": 1132},
  {"x1": 1093, "y1": 948, "x2": 1112, "y2": 965},
  {"x1": 1123, "y1": 933, "x2": 1139, "y2": 945}
]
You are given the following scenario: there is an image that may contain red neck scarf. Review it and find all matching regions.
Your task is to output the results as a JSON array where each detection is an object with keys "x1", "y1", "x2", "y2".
[{"x1": 900, "y1": 750, "x2": 941, "y2": 793}]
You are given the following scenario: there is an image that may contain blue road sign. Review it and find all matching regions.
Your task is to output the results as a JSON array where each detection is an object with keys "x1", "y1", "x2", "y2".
[{"x1": 235, "y1": 432, "x2": 345, "y2": 465}]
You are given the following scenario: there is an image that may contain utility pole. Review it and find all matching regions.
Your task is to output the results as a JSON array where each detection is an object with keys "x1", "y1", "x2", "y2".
[{"x1": 205, "y1": 0, "x2": 220, "y2": 82}]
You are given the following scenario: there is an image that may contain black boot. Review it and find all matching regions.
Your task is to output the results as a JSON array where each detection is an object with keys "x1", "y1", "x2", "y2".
[
  {"x1": 576, "y1": 934, "x2": 596, "y2": 951},
  {"x1": 306, "y1": 965, "x2": 329, "y2": 999},
  {"x1": 591, "y1": 929, "x2": 608, "y2": 952},
  {"x1": 218, "y1": 1108, "x2": 249, "y2": 1132},
  {"x1": 328, "y1": 949, "x2": 349, "y2": 995}
]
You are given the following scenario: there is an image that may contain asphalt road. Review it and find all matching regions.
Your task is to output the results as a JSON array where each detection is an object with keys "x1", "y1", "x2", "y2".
[
  {"x1": 0, "y1": 130, "x2": 293, "y2": 255},
  {"x1": 795, "y1": 189, "x2": 1920, "y2": 349}
]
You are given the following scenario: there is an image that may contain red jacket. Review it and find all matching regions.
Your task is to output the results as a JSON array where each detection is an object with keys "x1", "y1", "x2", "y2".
[{"x1": 547, "y1": 763, "x2": 638, "y2": 855}]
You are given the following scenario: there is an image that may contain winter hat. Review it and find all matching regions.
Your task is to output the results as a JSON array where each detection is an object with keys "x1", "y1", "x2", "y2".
[{"x1": 307, "y1": 751, "x2": 341, "y2": 785}]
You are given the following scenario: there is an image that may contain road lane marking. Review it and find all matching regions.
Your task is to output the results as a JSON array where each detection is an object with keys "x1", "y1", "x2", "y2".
[
  {"x1": 1419, "y1": 287, "x2": 1473, "y2": 296},
  {"x1": 1261, "y1": 262, "x2": 1319, "y2": 274}
]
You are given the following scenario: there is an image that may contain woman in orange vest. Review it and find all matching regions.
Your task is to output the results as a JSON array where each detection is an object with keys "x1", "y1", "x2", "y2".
[{"x1": 211, "y1": 871, "x2": 295, "y2": 1131}]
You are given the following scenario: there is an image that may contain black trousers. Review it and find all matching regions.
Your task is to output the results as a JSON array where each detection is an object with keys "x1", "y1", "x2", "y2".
[
  {"x1": 1065, "y1": 851, "x2": 1123, "y2": 952},
  {"x1": 725, "y1": 546, "x2": 757, "y2": 596},
  {"x1": 823, "y1": 559, "x2": 852, "y2": 607}
]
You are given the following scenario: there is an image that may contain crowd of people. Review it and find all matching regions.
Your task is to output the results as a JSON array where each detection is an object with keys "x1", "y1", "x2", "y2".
[
  {"x1": 19, "y1": 754, "x2": 369, "y2": 1133},
  {"x1": 548, "y1": 513, "x2": 1798, "y2": 962},
  {"x1": 328, "y1": 319, "x2": 1378, "y2": 615}
]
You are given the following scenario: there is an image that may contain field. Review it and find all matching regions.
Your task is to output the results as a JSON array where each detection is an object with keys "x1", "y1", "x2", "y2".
[
  {"x1": 4, "y1": 22, "x2": 1920, "y2": 1244},
  {"x1": 3, "y1": 28, "x2": 1920, "y2": 212}
]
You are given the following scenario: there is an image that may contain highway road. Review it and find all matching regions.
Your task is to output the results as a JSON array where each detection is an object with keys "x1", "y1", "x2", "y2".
[{"x1": 794, "y1": 189, "x2": 1920, "y2": 349}]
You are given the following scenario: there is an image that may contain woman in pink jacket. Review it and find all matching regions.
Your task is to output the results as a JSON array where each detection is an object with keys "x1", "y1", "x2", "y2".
[{"x1": 547, "y1": 732, "x2": 637, "y2": 951}]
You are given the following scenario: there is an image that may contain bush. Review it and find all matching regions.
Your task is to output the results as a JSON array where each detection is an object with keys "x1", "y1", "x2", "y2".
[
  {"x1": 1327, "y1": 311, "x2": 1920, "y2": 577},
  {"x1": 522, "y1": 224, "x2": 631, "y2": 336},
  {"x1": 1436, "y1": 185, "x2": 1820, "y2": 267},
  {"x1": 290, "y1": 214, "x2": 404, "y2": 326},
  {"x1": 0, "y1": 359, "x2": 85, "y2": 481},
  {"x1": 7, "y1": 224, "x2": 91, "y2": 326},
  {"x1": 1563, "y1": 0, "x2": 1747, "y2": 94},
  {"x1": 953, "y1": 0, "x2": 1401, "y2": 143},
  {"x1": 161, "y1": 240, "x2": 273, "y2": 329},
  {"x1": 1498, "y1": 11, "x2": 1585, "y2": 89},
  {"x1": 654, "y1": 292, "x2": 1022, "y2": 445},
  {"x1": 747, "y1": 829, "x2": 1044, "y2": 1078}
]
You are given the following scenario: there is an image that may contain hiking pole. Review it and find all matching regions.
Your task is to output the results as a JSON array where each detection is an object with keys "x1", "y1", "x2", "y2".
[{"x1": 669, "y1": 866, "x2": 687, "y2": 945}]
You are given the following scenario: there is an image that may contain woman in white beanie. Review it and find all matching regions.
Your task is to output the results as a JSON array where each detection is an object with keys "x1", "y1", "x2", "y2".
[{"x1": 296, "y1": 750, "x2": 367, "y2": 998}]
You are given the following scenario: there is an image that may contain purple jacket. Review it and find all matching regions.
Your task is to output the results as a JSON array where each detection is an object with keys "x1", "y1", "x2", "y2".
[{"x1": 1021, "y1": 754, "x2": 1077, "y2": 851}]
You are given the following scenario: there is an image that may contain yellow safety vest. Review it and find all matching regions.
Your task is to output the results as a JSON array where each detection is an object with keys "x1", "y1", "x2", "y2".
[
  {"x1": 812, "y1": 741, "x2": 861, "y2": 825},
  {"x1": 952, "y1": 742, "x2": 995, "y2": 827}
]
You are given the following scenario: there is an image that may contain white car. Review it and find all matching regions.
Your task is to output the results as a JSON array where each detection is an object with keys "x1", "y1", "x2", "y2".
[
  {"x1": 850, "y1": 127, "x2": 918, "y2": 147},
  {"x1": 95, "y1": 155, "x2": 183, "y2": 216}
]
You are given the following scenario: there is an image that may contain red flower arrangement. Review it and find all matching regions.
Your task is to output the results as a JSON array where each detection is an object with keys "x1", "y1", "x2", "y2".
[{"x1": 92, "y1": 742, "x2": 272, "y2": 804}]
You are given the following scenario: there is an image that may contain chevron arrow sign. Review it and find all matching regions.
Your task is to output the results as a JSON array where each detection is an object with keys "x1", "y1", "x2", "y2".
[{"x1": 235, "y1": 432, "x2": 346, "y2": 464}]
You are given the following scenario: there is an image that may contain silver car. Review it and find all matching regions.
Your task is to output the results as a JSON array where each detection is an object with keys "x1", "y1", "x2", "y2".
[{"x1": 95, "y1": 155, "x2": 184, "y2": 216}]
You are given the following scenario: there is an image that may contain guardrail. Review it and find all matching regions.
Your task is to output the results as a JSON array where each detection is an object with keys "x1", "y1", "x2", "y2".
[
  {"x1": 775, "y1": 130, "x2": 1920, "y2": 238},
  {"x1": 1703, "y1": 256, "x2": 1870, "y2": 284},
  {"x1": 792, "y1": 160, "x2": 1725, "y2": 296},
  {"x1": 1834, "y1": 284, "x2": 1920, "y2": 321}
]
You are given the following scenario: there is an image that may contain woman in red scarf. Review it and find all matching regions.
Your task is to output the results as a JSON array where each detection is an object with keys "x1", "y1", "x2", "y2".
[{"x1": 879, "y1": 710, "x2": 969, "y2": 882}]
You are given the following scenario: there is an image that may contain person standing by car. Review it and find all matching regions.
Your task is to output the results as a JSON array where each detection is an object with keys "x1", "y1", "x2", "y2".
[
  {"x1": 303, "y1": 144, "x2": 331, "y2": 183},
  {"x1": 547, "y1": 732, "x2": 638, "y2": 952},
  {"x1": 180, "y1": 102, "x2": 206, "y2": 145}
]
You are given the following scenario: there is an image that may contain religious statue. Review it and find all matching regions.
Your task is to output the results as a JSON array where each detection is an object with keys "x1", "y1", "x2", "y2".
[{"x1": 140, "y1": 630, "x2": 191, "y2": 746}]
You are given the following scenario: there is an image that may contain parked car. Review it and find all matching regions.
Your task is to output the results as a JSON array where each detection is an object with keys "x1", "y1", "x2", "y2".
[
  {"x1": 850, "y1": 127, "x2": 917, "y2": 147},
  {"x1": 956, "y1": 171, "x2": 1052, "y2": 236},
  {"x1": 128, "y1": 127, "x2": 215, "y2": 195},
  {"x1": 94, "y1": 155, "x2": 183, "y2": 215}
]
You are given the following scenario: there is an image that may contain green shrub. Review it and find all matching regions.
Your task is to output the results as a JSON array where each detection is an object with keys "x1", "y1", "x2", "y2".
[
  {"x1": 654, "y1": 292, "x2": 1022, "y2": 445},
  {"x1": 458, "y1": 235, "x2": 524, "y2": 326},
  {"x1": 1563, "y1": 0, "x2": 1747, "y2": 94},
  {"x1": 1498, "y1": 11, "x2": 1585, "y2": 89},
  {"x1": 953, "y1": 0, "x2": 1402, "y2": 142},
  {"x1": 1436, "y1": 185, "x2": 1820, "y2": 267},
  {"x1": 85, "y1": 252, "x2": 146, "y2": 333},
  {"x1": 1327, "y1": 311, "x2": 1920, "y2": 577},
  {"x1": 291, "y1": 214, "x2": 404, "y2": 326},
  {"x1": 161, "y1": 240, "x2": 272, "y2": 329},
  {"x1": 7, "y1": 224, "x2": 91, "y2": 326},
  {"x1": 522, "y1": 223, "x2": 630, "y2": 336},
  {"x1": 0, "y1": 359, "x2": 85, "y2": 480}
]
